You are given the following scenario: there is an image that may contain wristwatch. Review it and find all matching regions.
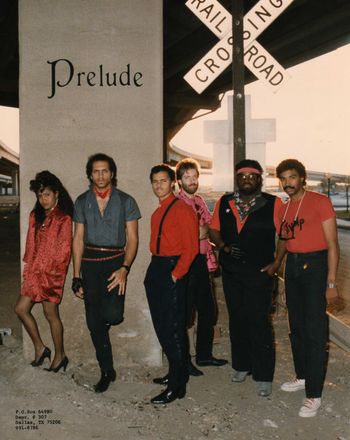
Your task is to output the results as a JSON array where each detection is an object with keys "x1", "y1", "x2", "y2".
[
  {"x1": 327, "y1": 282, "x2": 337, "y2": 289},
  {"x1": 121, "y1": 264, "x2": 130, "y2": 273}
]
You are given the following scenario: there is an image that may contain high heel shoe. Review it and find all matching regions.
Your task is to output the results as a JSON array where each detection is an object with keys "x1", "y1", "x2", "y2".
[
  {"x1": 31, "y1": 347, "x2": 51, "y2": 367},
  {"x1": 45, "y1": 356, "x2": 69, "y2": 373}
]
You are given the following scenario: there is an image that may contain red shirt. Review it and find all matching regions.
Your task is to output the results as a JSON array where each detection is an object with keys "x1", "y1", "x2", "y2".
[
  {"x1": 276, "y1": 190, "x2": 335, "y2": 253},
  {"x1": 150, "y1": 193, "x2": 199, "y2": 279},
  {"x1": 210, "y1": 194, "x2": 282, "y2": 233}
]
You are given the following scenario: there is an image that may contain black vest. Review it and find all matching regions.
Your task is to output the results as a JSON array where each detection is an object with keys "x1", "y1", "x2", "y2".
[{"x1": 219, "y1": 192, "x2": 276, "y2": 269}]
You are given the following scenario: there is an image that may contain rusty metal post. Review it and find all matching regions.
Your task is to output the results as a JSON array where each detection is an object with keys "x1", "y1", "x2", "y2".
[{"x1": 232, "y1": 0, "x2": 246, "y2": 190}]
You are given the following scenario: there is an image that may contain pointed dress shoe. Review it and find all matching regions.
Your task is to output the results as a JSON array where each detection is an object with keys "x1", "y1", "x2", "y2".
[
  {"x1": 153, "y1": 362, "x2": 203, "y2": 385},
  {"x1": 196, "y1": 357, "x2": 228, "y2": 367},
  {"x1": 153, "y1": 375, "x2": 169, "y2": 385},
  {"x1": 94, "y1": 369, "x2": 116, "y2": 393},
  {"x1": 188, "y1": 361, "x2": 203, "y2": 376},
  {"x1": 151, "y1": 387, "x2": 186, "y2": 404},
  {"x1": 44, "y1": 356, "x2": 69, "y2": 373},
  {"x1": 31, "y1": 347, "x2": 51, "y2": 367}
]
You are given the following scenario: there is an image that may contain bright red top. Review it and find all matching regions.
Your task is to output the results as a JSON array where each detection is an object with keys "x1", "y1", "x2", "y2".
[
  {"x1": 210, "y1": 194, "x2": 283, "y2": 233},
  {"x1": 276, "y1": 190, "x2": 335, "y2": 253},
  {"x1": 150, "y1": 193, "x2": 199, "y2": 279},
  {"x1": 21, "y1": 208, "x2": 72, "y2": 304}
]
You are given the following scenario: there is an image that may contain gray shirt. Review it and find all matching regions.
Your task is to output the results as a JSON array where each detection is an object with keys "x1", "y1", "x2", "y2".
[{"x1": 73, "y1": 187, "x2": 141, "y2": 247}]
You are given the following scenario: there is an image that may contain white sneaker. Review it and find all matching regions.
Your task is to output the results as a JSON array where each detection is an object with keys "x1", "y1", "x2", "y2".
[
  {"x1": 298, "y1": 398, "x2": 321, "y2": 418},
  {"x1": 280, "y1": 377, "x2": 305, "y2": 392}
]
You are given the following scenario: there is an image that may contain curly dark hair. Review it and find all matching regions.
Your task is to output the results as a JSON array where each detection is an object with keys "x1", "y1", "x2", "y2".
[
  {"x1": 276, "y1": 159, "x2": 307, "y2": 186},
  {"x1": 149, "y1": 163, "x2": 175, "y2": 182},
  {"x1": 175, "y1": 158, "x2": 200, "y2": 180},
  {"x1": 30, "y1": 171, "x2": 74, "y2": 226},
  {"x1": 86, "y1": 153, "x2": 117, "y2": 186}
]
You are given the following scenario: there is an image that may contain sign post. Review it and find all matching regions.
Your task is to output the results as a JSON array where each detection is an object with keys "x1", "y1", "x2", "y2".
[
  {"x1": 232, "y1": 0, "x2": 246, "y2": 174},
  {"x1": 185, "y1": 0, "x2": 295, "y2": 185}
]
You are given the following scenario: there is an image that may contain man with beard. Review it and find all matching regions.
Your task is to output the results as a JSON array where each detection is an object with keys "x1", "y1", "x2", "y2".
[
  {"x1": 209, "y1": 159, "x2": 281, "y2": 397},
  {"x1": 272, "y1": 159, "x2": 339, "y2": 418},
  {"x1": 176, "y1": 158, "x2": 227, "y2": 370}
]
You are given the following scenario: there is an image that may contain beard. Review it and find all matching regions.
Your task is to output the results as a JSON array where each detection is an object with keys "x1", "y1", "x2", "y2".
[
  {"x1": 181, "y1": 182, "x2": 198, "y2": 194},
  {"x1": 238, "y1": 182, "x2": 260, "y2": 196}
]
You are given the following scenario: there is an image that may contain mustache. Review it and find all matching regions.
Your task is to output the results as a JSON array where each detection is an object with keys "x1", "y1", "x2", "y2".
[{"x1": 283, "y1": 186, "x2": 295, "y2": 190}]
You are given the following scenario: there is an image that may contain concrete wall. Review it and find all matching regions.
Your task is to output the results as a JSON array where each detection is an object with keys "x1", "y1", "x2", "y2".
[{"x1": 19, "y1": 0, "x2": 162, "y2": 367}]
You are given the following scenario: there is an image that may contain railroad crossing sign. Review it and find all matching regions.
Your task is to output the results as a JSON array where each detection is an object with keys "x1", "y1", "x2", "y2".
[{"x1": 184, "y1": 0, "x2": 295, "y2": 94}]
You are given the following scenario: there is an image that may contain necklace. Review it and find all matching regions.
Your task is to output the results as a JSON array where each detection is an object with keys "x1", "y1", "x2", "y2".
[
  {"x1": 281, "y1": 189, "x2": 307, "y2": 224},
  {"x1": 93, "y1": 187, "x2": 112, "y2": 199}
]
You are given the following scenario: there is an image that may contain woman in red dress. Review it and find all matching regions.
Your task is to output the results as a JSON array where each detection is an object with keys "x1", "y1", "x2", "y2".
[{"x1": 15, "y1": 171, "x2": 73, "y2": 372}]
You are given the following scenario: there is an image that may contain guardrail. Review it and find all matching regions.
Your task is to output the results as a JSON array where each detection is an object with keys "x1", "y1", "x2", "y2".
[{"x1": 0, "y1": 196, "x2": 19, "y2": 212}]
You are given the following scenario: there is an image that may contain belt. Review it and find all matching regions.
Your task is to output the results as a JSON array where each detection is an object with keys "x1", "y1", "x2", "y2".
[
  {"x1": 288, "y1": 250, "x2": 327, "y2": 258},
  {"x1": 82, "y1": 245, "x2": 125, "y2": 262},
  {"x1": 85, "y1": 245, "x2": 124, "y2": 252},
  {"x1": 152, "y1": 255, "x2": 180, "y2": 260}
]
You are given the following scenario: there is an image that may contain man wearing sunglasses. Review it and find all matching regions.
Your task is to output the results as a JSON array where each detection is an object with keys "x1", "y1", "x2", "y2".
[
  {"x1": 209, "y1": 159, "x2": 282, "y2": 398},
  {"x1": 273, "y1": 159, "x2": 339, "y2": 418}
]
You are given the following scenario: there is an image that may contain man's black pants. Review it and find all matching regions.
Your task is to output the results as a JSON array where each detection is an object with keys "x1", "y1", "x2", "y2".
[
  {"x1": 82, "y1": 252, "x2": 125, "y2": 373},
  {"x1": 187, "y1": 254, "x2": 216, "y2": 361},
  {"x1": 285, "y1": 250, "x2": 328, "y2": 398},
  {"x1": 144, "y1": 256, "x2": 189, "y2": 390},
  {"x1": 222, "y1": 264, "x2": 275, "y2": 382}
]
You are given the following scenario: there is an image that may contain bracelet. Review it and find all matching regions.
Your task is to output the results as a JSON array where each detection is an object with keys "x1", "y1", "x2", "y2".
[
  {"x1": 327, "y1": 282, "x2": 337, "y2": 289},
  {"x1": 121, "y1": 264, "x2": 130, "y2": 273}
]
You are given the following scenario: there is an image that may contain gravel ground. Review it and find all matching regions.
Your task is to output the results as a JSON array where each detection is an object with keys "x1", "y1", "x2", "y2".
[
  {"x1": 1, "y1": 213, "x2": 350, "y2": 440},
  {"x1": 1, "y1": 314, "x2": 350, "y2": 440}
]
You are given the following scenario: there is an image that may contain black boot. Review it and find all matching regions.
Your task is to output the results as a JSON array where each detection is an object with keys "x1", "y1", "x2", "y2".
[{"x1": 94, "y1": 369, "x2": 116, "y2": 393}]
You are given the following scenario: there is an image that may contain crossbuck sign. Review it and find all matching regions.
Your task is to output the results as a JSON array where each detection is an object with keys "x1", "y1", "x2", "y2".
[{"x1": 184, "y1": 0, "x2": 295, "y2": 94}]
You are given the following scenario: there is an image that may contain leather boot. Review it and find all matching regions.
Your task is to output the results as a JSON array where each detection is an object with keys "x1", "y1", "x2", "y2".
[{"x1": 94, "y1": 369, "x2": 116, "y2": 393}]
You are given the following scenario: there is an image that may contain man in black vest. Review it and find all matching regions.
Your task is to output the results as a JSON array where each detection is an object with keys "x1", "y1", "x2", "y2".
[{"x1": 209, "y1": 159, "x2": 281, "y2": 397}]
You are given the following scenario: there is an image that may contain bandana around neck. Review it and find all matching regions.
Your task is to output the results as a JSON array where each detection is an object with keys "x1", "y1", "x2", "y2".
[
  {"x1": 93, "y1": 187, "x2": 112, "y2": 199},
  {"x1": 233, "y1": 191, "x2": 261, "y2": 221}
]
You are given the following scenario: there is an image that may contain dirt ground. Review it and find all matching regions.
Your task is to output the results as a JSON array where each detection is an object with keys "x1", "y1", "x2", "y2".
[{"x1": 1, "y1": 213, "x2": 350, "y2": 440}]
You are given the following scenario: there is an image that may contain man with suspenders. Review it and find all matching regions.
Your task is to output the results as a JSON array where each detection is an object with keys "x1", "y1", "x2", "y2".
[{"x1": 144, "y1": 163, "x2": 198, "y2": 404}]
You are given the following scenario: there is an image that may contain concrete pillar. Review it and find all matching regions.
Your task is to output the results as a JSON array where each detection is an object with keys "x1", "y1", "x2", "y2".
[
  {"x1": 11, "y1": 169, "x2": 18, "y2": 195},
  {"x1": 19, "y1": 0, "x2": 162, "y2": 367},
  {"x1": 204, "y1": 95, "x2": 276, "y2": 191}
]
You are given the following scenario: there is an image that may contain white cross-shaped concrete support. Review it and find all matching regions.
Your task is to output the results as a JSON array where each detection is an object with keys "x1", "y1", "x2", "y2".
[{"x1": 204, "y1": 95, "x2": 276, "y2": 190}]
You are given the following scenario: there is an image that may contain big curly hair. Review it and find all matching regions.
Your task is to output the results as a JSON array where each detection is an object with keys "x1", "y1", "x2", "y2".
[{"x1": 29, "y1": 170, "x2": 74, "y2": 225}]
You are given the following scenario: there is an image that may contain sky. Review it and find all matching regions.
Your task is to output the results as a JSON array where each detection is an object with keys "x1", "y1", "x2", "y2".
[
  {"x1": 173, "y1": 43, "x2": 350, "y2": 176},
  {"x1": 1, "y1": 43, "x2": 350, "y2": 175},
  {"x1": 0, "y1": 105, "x2": 19, "y2": 153}
]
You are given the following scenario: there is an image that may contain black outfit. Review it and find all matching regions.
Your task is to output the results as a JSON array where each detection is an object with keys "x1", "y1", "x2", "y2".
[
  {"x1": 73, "y1": 187, "x2": 141, "y2": 376},
  {"x1": 144, "y1": 256, "x2": 189, "y2": 391},
  {"x1": 285, "y1": 250, "x2": 328, "y2": 398},
  {"x1": 218, "y1": 192, "x2": 276, "y2": 382},
  {"x1": 82, "y1": 249, "x2": 125, "y2": 373},
  {"x1": 187, "y1": 254, "x2": 216, "y2": 361}
]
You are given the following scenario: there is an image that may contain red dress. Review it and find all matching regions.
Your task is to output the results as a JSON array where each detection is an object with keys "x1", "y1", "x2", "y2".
[{"x1": 21, "y1": 208, "x2": 72, "y2": 304}]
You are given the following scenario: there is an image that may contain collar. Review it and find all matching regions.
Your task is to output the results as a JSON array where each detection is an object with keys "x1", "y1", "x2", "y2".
[
  {"x1": 178, "y1": 189, "x2": 196, "y2": 202},
  {"x1": 159, "y1": 192, "x2": 176, "y2": 207}
]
